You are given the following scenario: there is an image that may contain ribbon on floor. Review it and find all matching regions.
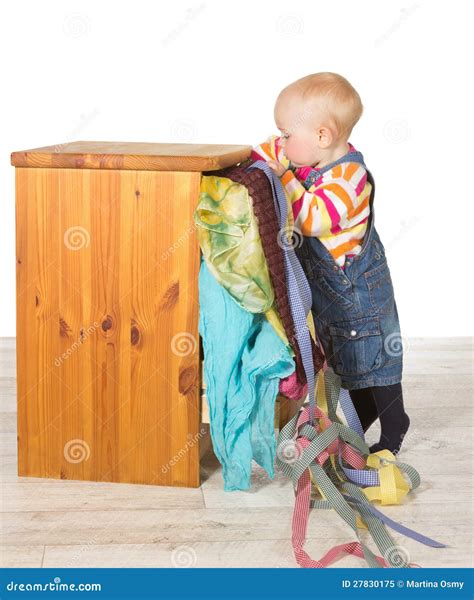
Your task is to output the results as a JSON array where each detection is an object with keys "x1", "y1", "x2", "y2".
[{"x1": 277, "y1": 367, "x2": 447, "y2": 568}]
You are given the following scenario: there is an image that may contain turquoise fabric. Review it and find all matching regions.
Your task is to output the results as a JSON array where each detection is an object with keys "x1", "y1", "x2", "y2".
[{"x1": 198, "y1": 255, "x2": 295, "y2": 491}]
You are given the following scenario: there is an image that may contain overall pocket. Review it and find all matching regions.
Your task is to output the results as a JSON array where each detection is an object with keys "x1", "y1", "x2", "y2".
[
  {"x1": 364, "y1": 259, "x2": 395, "y2": 316},
  {"x1": 328, "y1": 315, "x2": 383, "y2": 376},
  {"x1": 313, "y1": 263, "x2": 354, "y2": 310}
]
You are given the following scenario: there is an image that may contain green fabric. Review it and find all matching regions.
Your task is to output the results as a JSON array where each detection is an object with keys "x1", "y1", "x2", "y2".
[{"x1": 194, "y1": 175, "x2": 275, "y2": 314}]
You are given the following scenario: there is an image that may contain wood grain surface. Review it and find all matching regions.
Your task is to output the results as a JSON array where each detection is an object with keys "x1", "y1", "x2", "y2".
[
  {"x1": 15, "y1": 166, "x2": 202, "y2": 487},
  {"x1": 11, "y1": 141, "x2": 252, "y2": 171}
]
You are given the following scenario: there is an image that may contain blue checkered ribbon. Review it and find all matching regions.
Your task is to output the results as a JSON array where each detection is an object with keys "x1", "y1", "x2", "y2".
[
  {"x1": 338, "y1": 386, "x2": 365, "y2": 438},
  {"x1": 340, "y1": 492, "x2": 447, "y2": 548},
  {"x1": 246, "y1": 160, "x2": 317, "y2": 424},
  {"x1": 336, "y1": 386, "x2": 381, "y2": 486}
]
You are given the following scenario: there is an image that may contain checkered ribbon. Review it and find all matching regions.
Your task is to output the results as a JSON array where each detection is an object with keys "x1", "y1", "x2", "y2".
[
  {"x1": 277, "y1": 372, "x2": 447, "y2": 568},
  {"x1": 246, "y1": 160, "x2": 316, "y2": 424}
]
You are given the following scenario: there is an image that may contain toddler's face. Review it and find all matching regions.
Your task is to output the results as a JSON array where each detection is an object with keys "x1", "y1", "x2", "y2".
[
  {"x1": 278, "y1": 127, "x2": 320, "y2": 168},
  {"x1": 275, "y1": 95, "x2": 325, "y2": 168}
]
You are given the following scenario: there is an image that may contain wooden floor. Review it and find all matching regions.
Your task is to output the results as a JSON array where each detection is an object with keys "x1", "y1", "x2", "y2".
[{"x1": 1, "y1": 337, "x2": 472, "y2": 568}]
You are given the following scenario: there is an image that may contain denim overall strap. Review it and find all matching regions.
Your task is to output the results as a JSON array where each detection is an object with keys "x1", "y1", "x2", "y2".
[
  {"x1": 300, "y1": 150, "x2": 377, "y2": 266},
  {"x1": 300, "y1": 154, "x2": 377, "y2": 270},
  {"x1": 300, "y1": 149, "x2": 366, "y2": 190}
]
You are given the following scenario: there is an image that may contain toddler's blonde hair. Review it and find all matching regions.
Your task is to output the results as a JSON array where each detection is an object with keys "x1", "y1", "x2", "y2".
[{"x1": 276, "y1": 72, "x2": 363, "y2": 141}]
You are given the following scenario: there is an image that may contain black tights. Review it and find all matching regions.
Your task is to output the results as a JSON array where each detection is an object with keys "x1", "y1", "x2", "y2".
[{"x1": 348, "y1": 383, "x2": 410, "y2": 454}]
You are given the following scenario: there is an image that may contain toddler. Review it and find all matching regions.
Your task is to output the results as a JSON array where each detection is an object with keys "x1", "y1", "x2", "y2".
[{"x1": 251, "y1": 72, "x2": 410, "y2": 454}]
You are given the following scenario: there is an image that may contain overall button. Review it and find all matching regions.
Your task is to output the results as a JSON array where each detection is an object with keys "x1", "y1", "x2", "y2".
[{"x1": 350, "y1": 330, "x2": 357, "y2": 337}]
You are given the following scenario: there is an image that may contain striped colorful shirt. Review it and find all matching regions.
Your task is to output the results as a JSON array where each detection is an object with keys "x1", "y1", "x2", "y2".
[{"x1": 251, "y1": 135, "x2": 373, "y2": 268}]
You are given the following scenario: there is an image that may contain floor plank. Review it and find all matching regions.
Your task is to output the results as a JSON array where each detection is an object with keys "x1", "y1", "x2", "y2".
[
  {"x1": 1, "y1": 337, "x2": 472, "y2": 568},
  {"x1": 40, "y1": 535, "x2": 472, "y2": 568}
]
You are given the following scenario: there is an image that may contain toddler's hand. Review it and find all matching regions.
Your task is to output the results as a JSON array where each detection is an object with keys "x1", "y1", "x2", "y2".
[{"x1": 268, "y1": 160, "x2": 288, "y2": 177}]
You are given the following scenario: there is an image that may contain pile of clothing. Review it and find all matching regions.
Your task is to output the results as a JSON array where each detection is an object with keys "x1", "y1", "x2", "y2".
[
  {"x1": 194, "y1": 157, "x2": 446, "y2": 568},
  {"x1": 195, "y1": 156, "x2": 323, "y2": 491}
]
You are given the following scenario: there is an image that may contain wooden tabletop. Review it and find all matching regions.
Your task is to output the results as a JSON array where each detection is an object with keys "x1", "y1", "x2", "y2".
[{"x1": 10, "y1": 141, "x2": 253, "y2": 171}]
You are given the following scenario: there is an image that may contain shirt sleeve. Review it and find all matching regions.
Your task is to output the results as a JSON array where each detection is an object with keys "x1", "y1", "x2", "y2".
[
  {"x1": 251, "y1": 134, "x2": 295, "y2": 236},
  {"x1": 251, "y1": 134, "x2": 290, "y2": 169},
  {"x1": 280, "y1": 163, "x2": 371, "y2": 238}
]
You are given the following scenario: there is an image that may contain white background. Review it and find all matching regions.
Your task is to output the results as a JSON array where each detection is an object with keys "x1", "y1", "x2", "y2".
[{"x1": 1, "y1": 0, "x2": 472, "y2": 336}]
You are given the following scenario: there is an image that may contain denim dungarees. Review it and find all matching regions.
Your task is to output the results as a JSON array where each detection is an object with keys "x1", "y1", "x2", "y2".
[{"x1": 293, "y1": 150, "x2": 403, "y2": 391}]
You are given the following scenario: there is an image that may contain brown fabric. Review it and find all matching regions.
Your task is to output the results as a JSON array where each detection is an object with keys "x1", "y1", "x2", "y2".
[{"x1": 207, "y1": 158, "x2": 325, "y2": 384}]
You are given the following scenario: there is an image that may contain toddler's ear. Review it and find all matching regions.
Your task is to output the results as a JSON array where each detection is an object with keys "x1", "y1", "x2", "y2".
[{"x1": 316, "y1": 126, "x2": 334, "y2": 149}]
